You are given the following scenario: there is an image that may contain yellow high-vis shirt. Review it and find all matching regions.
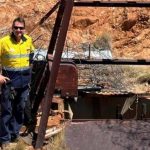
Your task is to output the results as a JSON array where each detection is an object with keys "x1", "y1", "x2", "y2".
[{"x1": 0, "y1": 34, "x2": 34, "y2": 70}]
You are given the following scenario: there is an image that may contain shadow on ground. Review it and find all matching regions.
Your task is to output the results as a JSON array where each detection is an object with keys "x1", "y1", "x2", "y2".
[{"x1": 64, "y1": 120, "x2": 150, "y2": 150}]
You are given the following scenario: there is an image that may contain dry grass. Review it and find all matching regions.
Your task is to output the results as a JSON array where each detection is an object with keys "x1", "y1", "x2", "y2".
[
  {"x1": 14, "y1": 141, "x2": 26, "y2": 150},
  {"x1": 43, "y1": 130, "x2": 69, "y2": 150},
  {"x1": 8, "y1": 131, "x2": 68, "y2": 150},
  {"x1": 93, "y1": 32, "x2": 112, "y2": 50},
  {"x1": 137, "y1": 73, "x2": 150, "y2": 84},
  {"x1": 78, "y1": 64, "x2": 150, "y2": 93},
  {"x1": 6, "y1": 141, "x2": 28, "y2": 150}
]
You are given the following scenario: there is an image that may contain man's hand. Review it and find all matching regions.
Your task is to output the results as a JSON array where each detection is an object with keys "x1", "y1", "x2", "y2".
[{"x1": 0, "y1": 74, "x2": 10, "y2": 84}]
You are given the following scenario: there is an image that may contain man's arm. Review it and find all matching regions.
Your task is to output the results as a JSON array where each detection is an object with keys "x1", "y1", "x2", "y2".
[
  {"x1": 0, "y1": 38, "x2": 10, "y2": 84},
  {"x1": 0, "y1": 74, "x2": 10, "y2": 84}
]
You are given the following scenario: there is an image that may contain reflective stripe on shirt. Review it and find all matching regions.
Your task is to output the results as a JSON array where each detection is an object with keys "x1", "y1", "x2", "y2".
[{"x1": 3, "y1": 54, "x2": 29, "y2": 59}]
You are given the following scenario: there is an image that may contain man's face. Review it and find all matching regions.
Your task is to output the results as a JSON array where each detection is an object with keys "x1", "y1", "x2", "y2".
[{"x1": 12, "y1": 21, "x2": 25, "y2": 39}]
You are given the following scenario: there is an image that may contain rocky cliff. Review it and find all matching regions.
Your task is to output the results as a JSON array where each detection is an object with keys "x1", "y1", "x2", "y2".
[{"x1": 0, "y1": 0, "x2": 149, "y2": 59}]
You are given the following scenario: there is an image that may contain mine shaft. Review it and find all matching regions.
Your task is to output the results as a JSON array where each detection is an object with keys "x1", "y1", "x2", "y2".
[{"x1": 9, "y1": 0, "x2": 149, "y2": 149}]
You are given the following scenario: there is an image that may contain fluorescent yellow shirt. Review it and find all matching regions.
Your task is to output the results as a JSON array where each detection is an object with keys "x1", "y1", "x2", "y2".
[{"x1": 0, "y1": 34, "x2": 34, "y2": 70}]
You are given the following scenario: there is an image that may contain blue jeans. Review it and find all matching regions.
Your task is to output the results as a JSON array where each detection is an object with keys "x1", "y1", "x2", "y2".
[{"x1": 0, "y1": 85, "x2": 29, "y2": 143}]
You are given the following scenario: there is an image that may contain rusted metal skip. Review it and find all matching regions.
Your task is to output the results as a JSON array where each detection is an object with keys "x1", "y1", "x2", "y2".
[
  {"x1": 56, "y1": 62, "x2": 78, "y2": 98},
  {"x1": 35, "y1": 0, "x2": 74, "y2": 149}
]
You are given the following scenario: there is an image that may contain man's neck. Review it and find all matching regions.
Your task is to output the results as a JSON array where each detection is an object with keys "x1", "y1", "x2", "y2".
[
  {"x1": 16, "y1": 37, "x2": 21, "y2": 43},
  {"x1": 11, "y1": 33, "x2": 22, "y2": 43}
]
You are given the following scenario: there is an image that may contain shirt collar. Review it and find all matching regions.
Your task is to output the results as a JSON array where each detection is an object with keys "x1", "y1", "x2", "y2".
[{"x1": 11, "y1": 32, "x2": 27, "y2": 43}]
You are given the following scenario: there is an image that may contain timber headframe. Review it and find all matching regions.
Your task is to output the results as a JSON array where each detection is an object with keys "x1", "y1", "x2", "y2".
[{"x1": 35, "y1": 1, "x2": 150, "y2": 149}]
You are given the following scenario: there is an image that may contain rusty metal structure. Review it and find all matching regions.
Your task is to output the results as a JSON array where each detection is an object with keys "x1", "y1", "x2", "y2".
[{"x1": 30, "y1": 0, "x2": 150, "y2": 149}]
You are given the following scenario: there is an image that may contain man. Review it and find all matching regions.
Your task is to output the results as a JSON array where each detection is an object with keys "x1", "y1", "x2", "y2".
[{"x1": 0, "y1": 17, "x2": 34, "y2": 149}]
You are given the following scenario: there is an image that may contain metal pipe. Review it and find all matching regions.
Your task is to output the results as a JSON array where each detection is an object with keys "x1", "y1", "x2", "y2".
[
  {"x1": 39, "y1": 1, "x2": 60, "y2": 25},
  {"x1": 74, "y1": 1, "x2": 150, "y2": 7},
  {"x1": 35, "y1": 0, "x2": 74, "y2": 148},
  {"x1": 47, "y1": 1, "x2": 65, "y2": 54},
  {"x1": 29, "y1": 1, "x2": 60, "y2": 35},
  {"x1": 72, "y1": 58, "x2": 150, "y2": 65}
]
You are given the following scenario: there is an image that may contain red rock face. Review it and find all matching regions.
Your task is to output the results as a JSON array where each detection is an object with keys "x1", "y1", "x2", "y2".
[{"x1": 0, "y1": 0, "x2": 149, "y2": 59}]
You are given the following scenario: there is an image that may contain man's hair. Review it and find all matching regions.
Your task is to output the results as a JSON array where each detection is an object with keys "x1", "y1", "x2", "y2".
[{"x1": 12, "y1": 17, "x2": 25, "y2": 28}]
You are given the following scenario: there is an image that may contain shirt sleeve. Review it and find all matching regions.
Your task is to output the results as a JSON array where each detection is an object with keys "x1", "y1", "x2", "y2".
[
  {"x1": 0, "y1": 39, "x2": 2, "y2": 64},
  {"x1": 29, "y1": 37, "x2": 35, "y2": 64},
  {"x1": 30, "y1": 38, "x2": 35, "y2": 53}
]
